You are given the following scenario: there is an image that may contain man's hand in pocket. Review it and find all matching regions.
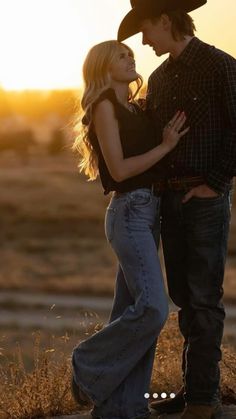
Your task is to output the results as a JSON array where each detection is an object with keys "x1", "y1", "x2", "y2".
[{"x1": 182, "y1": 184, "x2": 220, "y2": 203}]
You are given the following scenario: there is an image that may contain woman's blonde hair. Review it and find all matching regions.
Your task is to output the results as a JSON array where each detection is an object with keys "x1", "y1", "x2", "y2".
[{"x1": 73, "y1": 40, "x2": 143, "y2": 180}]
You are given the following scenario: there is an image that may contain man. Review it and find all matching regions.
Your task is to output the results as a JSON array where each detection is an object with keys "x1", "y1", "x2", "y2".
[{"x1": 118, "y1": 1, "x2": 236, "y2": 418}]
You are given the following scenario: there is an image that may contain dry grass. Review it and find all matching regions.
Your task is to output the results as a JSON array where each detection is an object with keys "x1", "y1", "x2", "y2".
[
  {"x1": 0, "y1": 152, "x2": 235, "y2": 299},
  {"x1": 0, "y1": 153, "x2": 117, "y2": 296},
  {"x1": 0, "y1": 331, "x2": 79, "y2": 419},
  {"x1": 0, "y1": 313, "x2": 235, "y2": 419}
]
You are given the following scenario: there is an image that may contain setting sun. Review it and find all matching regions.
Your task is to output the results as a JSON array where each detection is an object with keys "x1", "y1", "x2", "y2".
[{"x1": 0, "y1": 0, "x2": 235, "y2": 90}]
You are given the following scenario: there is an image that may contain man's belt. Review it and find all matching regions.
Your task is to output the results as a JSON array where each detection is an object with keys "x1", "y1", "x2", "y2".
[{"x1": 152, "y1": 176, "x2": 205, "y2": 194}]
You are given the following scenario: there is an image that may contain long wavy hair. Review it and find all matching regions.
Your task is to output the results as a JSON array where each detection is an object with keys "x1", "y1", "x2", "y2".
[{"x1": 73, "y1": 40, "x2": 143, "y2": 180}]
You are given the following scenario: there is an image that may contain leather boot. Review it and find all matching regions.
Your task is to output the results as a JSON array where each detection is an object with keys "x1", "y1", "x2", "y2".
[
  {"x1": 149, "y1": 386, "x2": 185, "y2": 414},
  {"x1": 181, "y1": 403, "x2": 223, "y2": 419}
]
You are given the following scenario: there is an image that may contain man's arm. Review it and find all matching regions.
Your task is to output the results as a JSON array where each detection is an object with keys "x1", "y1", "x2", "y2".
[
  {"x1": 146, "y1": 73, "x2": 156, "y2": 111},
  {"x1": 205, "y1": 53, "x2": 236, "y2": 194}
]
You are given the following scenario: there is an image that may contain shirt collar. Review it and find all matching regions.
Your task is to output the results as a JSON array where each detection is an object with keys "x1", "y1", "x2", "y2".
[{"x1": 165, "y1": 37, "x2": 203, "y2": 71}]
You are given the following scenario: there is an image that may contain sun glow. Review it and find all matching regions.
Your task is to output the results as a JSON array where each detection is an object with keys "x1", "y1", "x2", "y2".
[
  {"x1": 0, "y1": 0, "x2": 102, "y2": 90},
  {"x1": 0, "y1": 0, "x2": 235, "y2": 91}
]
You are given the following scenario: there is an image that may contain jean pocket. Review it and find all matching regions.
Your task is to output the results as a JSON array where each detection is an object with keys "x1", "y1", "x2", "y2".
[
  {"x1": 129, "y1": 189, "x2": 153, "y2": 208},
  {"x1": 191, "y1": 195, "x2": 224, "y2": 204},
  {"x1": 105, "y1": 207, "x2": 116, "y2": 242}
]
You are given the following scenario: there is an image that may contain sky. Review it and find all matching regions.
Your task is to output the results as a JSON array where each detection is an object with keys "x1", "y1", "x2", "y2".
[{"x1": 0, "y1": 0, "x2": 235, "y2": 90}]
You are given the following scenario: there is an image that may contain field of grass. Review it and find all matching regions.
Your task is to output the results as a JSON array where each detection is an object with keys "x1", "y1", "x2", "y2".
[
  {"x1": 0, "y1": 312, "x2": 235, "y2": 419},
  {"x1": 0, "y1": 152, "x2": 114, "y2": 294},
  {"x1": 0, "y1": 151, "x2": 235, "y2": 298}
]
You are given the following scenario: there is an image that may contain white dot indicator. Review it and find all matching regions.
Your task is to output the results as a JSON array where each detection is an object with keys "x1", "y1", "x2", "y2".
[
  {"x1": 144, "y1": 393, "x2": 150, "y2": 399},
  {"x1": 161, "y1": 392, "x2": 167, "y2": 399},
  {"x1": 153, "y1": 393, "x2": 158, "y2": 399},
  {"x1": 170, "y1": 393, "x2": 176, "y2": 399}
]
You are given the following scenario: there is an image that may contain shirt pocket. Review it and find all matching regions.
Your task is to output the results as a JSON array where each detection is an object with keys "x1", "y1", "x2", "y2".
[{"x1": 183, "y1": 88, "x2": 210, "y2": 126}]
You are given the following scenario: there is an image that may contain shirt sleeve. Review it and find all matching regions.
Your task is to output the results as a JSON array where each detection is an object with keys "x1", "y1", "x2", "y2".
[{"x1": 205, "y1": 53, "x2": 236, "y2": 194}]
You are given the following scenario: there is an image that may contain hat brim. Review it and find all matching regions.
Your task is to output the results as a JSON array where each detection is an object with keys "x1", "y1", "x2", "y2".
[
  {"x1": 118, "y1": 0, "x2": 207, "y2": 42},
  {"x1": 118, "y1": 9, "x2": 141, "y2": 43}
]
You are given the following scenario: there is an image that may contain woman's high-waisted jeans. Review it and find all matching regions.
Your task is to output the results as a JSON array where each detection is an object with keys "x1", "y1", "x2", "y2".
[{"x1": 72, "y1": 188, "x2": 168, "y2": 419}]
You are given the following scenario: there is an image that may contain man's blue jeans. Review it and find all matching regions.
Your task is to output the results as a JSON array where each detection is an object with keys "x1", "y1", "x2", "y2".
[
  {"x1": 72, "y1": 188, "x2": 168, "y2": 419},
  {"x1": 160, "y1": 190, "x2": 232, "y2": 405}
]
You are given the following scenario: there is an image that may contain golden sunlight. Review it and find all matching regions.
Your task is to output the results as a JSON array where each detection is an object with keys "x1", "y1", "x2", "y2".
[
  {"x1": 0, "y1": 0, "x2": 89, "y2": 90},
  {"x1": 0, "y1": 0, "x2": 235, "y2": 91}
]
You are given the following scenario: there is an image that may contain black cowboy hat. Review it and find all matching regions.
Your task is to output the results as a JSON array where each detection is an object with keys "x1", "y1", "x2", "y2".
[{"x1": 118, "y1": 0, "x2": 207, "y2": 41}]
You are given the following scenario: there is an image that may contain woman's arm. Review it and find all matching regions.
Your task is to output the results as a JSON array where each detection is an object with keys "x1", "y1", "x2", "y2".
[{"x1": 93, "y1": 99, "x2": 188, "y2": 182}]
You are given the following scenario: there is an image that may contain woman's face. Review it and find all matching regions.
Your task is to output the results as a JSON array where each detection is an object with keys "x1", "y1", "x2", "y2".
[{"x1": 108, "y1": 45, "x2": 138, "y2": 84}]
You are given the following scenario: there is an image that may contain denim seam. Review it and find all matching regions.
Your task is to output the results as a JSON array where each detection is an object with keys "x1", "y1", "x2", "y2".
[{"x1": 126, "y1": 204, "x2": 150, "y2": 309}]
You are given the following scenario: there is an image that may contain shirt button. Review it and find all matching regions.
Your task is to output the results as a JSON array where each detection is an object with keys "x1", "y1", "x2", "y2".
[
  {"x1": 173, "y1": 96, "x2": 176, "y2": 100},
  {"x1": 193, "y1": 97, "x2": 197, "y2": 101},
  {"x1": 175, "y1": 74, "x2": 178, "y2": 78}
]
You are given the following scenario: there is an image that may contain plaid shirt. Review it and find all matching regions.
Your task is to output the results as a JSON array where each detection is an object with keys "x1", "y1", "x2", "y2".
[{"x1": 146, "y1": 37, "x2": 236, "y2": 194}]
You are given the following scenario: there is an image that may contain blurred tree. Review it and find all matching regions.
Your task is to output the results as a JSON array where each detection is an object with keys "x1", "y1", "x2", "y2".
[
  {"x1": 2, "y1": 89, "x2": 81, "y2": 121},
  {"x1": 0, "y1": 130, "x2": 36, "y2": 164},
  {"x1": 48, "y1": 129, "x2": 65, "y2": 155}
]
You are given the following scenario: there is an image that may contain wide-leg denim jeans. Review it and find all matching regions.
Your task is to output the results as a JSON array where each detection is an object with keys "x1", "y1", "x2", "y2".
[
  {"x1": 72, "y1": 188, "x2": 168, "y2": 419},
  {"x1": 160, "y1": 190, "x2": 232, "y2": 406}
]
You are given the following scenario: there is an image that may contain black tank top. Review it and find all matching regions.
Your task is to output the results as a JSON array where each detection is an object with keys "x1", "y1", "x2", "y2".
[{"x1": 84, "y1": 88, "x2": 160, "y2": 195}]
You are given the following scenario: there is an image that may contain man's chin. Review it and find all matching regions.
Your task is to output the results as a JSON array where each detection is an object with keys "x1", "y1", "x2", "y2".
[{"x1": 152, "y1": 47, "x2": 164, "y2": 57}]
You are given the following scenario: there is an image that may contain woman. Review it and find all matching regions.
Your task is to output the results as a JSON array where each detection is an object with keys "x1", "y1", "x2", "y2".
[{"x1": 72, "y1": 40, "x2": 189, "y2": 419}]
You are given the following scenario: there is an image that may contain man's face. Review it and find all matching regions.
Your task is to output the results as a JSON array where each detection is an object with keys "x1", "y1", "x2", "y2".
[{"x1": 140, "y1": 16, "x2": 172, "y2": 56}]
